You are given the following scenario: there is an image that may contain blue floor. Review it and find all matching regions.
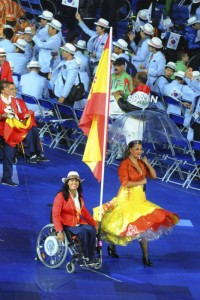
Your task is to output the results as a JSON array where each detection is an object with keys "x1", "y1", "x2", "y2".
[{"x1": 0, "y1": 146, "x2": 199, "y2": 300}]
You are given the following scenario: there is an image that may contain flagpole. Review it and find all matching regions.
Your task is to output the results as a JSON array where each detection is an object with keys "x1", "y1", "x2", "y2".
[{"x1": 99, "y1": 27, "x2": 112, "y2": 223}]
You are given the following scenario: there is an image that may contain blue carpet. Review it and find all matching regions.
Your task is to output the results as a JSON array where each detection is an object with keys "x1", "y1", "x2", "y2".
[{"x1": 0, "y1": 145, "x2": 200, "y2": 300}]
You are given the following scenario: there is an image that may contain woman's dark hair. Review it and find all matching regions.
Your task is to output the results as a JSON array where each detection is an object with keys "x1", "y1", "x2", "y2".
[
  {"x1": 124, "y1": 140, "x2": 142, "y2": 158},
  {"x1": 0, "y1": 80, "x2": 10, "y2": 93},
  {"x1": 59, "y1": 180, "x2": 83, "y2": 202}
]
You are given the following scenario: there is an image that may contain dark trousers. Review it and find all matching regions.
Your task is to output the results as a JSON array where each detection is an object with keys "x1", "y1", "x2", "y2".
[
  {"x1": 2, "y1": 142, "x2": 15, "y2": 183},
  {"x1": 65, "y1": 224, "x2": 96, "y2": 259},
  {"x1": 193, "y1": 122, "x2": 200, "y2": 159},
  {"x1": 25, "y1": 126, "x2": 42, "y2": 156}
]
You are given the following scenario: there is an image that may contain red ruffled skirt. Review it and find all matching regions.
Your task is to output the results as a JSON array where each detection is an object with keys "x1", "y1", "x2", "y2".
[{"x1": 93, "y1": 185, "x2": 180, "y2": 246}]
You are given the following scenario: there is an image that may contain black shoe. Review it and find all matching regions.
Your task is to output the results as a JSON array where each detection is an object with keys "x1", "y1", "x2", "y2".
[
  {"x1": 142, "y1": 256, "x2": 153, "y2": 267},
  {"x1": 37, "y1": 154, "x2": 50, "y2": 162},
  {"x1": 107, "y1": 245, "x2": 119, "y2": 258},
  {"x1": 30, "y1": 154, "x2": 37, "y2": 164},
  {"x1": 1, "y1": 180, "x2": 18, "y2": 187}
]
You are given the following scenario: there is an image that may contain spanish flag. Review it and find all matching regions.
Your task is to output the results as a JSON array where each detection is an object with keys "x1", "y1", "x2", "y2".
[
  {"x1": 79, "y1": 33, "x2": 111, "y2": 182},
  {"x1": 3, "y1": 115, "x2": 35, "y2": 147}
]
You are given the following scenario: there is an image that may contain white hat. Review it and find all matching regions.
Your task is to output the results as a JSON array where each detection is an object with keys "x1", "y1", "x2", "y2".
[
  {"x1": 174, "y1": 70, "x2": 185, "y2": 79},
  {"x1": 0, "y1": 48, "x2": 6, "y2": 56},
  {"x1": 165, "y1": 61, "x2": 176, "y2": 71},
  {"x1": 48, "y1": 19, "x2": 62, "y2": 31},
  {"x1": 62, "y1": 171, "x2": 84, "y2": 183},
  {"x1": 14, "y1": 38, "x2": 27, "y2": 52},
  {"x1": 74, "y1": 40, "x2": 87, "y2": 50},
  {"x1": 163, "y1": 18, "x2": 173, "y2": 28},
  {"x1": 24, "y1": 27, "x2": 32, "y2": 35},
  {"x1": 94, "y1": 18, "x2": 109, "y2": 28},
  {"x1": 8, "y1": 61, "x2": 14, "y2": 70},
  {"x1": 192, "y1": 0, "x2": 200, "y2": 3},
  {"x1": 60, "y1": 43, "x2": 76, "y2": 55},
  {"x1": 3, "y1": 24, "x2": 14, "y2": 30},
  {"x1": 39, "y1": 10, "x2": 53, "y2": 21},
  {"x1": 27, "y1": 60, "x2": 41, "y2": 69},
  {"x1": 147, "y1": 37, "x2": 163, "y2": 48},
  {"x1": 138, "y1": 9, "x2": 148, "y2": 20},
  {"x1": 192, "y1": 71, "x2": 200, "y2": 79},
  {"x1": 113, "y1": 39, "x2": 128, "y2": 51},
  {"x1": 111, "y1": 53, "x2": 119, "y2": 62},
  {"x1": 140, "y1": 23, "x2": 154, "y2": 35},
  {"x1": 187, "y1": 16, "x2": 200, "y2": 25}
]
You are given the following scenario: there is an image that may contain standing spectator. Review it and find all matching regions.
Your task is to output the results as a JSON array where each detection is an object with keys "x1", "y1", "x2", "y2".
[
  {"x1": 7, "y1": 38, "x2": 28, "y2": 75},
  {"x1": 49, "y1": 43, "x2": 79, "y2": 104},
  {"x1": 37, "y1": 10, "x2": 54, "y2": 41},
  {"x1": 74, "y1": 40, "x2": 90, "y2": 75},
  {"x1": 0, "y1": 28, "x2": 15, "y2": 53},
  {"x1": 31, "y1": 19, "x2": 62, "y2": 78},
  {"x1": 75, "y1": 12, "x2": 109, "y2": 75},
  {"x1": 131, "y1": 23, "x2": 154, "y2": 71},
  {"x1": 142, "y1": 37, "x2": 166, "y2": 89}
]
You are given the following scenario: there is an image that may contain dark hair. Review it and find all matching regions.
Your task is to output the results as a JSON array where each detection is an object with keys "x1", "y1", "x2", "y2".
[
  {"x1": 59, "y1": 179, "x2": 83, "y2": 202},
  {"x1": 0, "y1": 80, "x2": 10, "y2": 93},
  {"x1": 177, "y1": 50, "x2": 188, "y2": 61},
  {"x1": 3, "y1": 28, "x2": 14, "y2": 40},
  {"x1": 113, "y1": 57, "x2": 126, "y2": 66},
  {"x1": 124, "y1": 140, "x2": 142, "y2": 158},
  {"x1": 135, "y1": 72, "x2": 147, "y2": 84}
]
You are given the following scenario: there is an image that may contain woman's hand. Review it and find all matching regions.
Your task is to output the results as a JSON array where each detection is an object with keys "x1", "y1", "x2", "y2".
[
  {"x1": 75, "y1": 12, "x2": 82, "y2": 22},
  {"x1": 57, "y1": 231, "x2": 65, "y2": 241},
  {"x1": 140, "y1": 178, "x2": 147, "y2": 185},
  {"x1": 142, "y1": 156, "x2": 149, "y2": 165}
]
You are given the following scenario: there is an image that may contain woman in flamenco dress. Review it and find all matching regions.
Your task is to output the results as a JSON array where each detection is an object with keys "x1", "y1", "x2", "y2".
[{"x1": 93, "y1": 140, "x2": 180, "y2": 266}]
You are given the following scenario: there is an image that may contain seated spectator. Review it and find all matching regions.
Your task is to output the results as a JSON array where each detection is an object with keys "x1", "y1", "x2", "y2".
[
  {"x1": 163, "y1": 71, "x2": 198, "y2": 123},
  {"x1": 9, "y1": 82, "x2": 49, "y2": 163},
  {"x1": 152, "y1": 61, "x2": 176, "y2": 95},
  {"x1": 19, "y1": 60, "x2": 49, "y2": 112},
  {"x1": 171, "y1": 51, "x2": 189, "y2": 79},
  {"x1": 0, "y1": 48, "x2": 13, "y2": 82},
  {"x1": 52, "y1": 171, "x2": 98, "y2": 261}
]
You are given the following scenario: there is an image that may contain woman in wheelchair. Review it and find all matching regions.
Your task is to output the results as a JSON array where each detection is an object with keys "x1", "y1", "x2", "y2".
[{"x1": 52, "y1": 171, "x2": 98, "y2": 262}]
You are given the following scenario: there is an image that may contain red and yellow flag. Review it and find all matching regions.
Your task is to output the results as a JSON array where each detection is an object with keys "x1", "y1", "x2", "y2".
[
  {"x1": 3, "y1": 115, "x2": 35, "y2": 147},
  {"x1": 79, "y1": 34, "x2": 111, "y2": 182}
]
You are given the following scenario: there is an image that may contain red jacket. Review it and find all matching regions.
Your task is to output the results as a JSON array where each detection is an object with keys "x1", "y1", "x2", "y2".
[
  {"x1": 14, "y1": 97, "x2": 36, "y2": 126},
  {"x1": 0, "y1": 61, "x2": 13, "y2": 82},
  {"x1": 0, "y1": 97, "x2": 18, "y2": 136},
  {"x1": 52, "y1": 192, "x2": 97, "y2": 232}
]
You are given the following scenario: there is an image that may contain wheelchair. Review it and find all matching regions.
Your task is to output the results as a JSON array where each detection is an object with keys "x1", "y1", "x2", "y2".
[{"x1": 36, "y1": 223, "x2": 102, "y2": 273}]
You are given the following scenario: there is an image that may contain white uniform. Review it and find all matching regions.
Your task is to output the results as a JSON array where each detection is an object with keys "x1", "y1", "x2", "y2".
[
  {"x1": 20, "y1": 70, "x2": 49, "y2": 98},
  {"x1": 50, "y1": 59, "x2": 79, "y2": 98},
  {"x1": 145, "y1": 51, "x2": 166, "y2": 89},
  {"x1": 0, "y1": 39, "x2": 15, "y2": 53},
  {"x1": 6, "y1": 53, "x2": 29, "y2": 74},
  {"x1": 32, "y1": 33, "x2": 62, "y2": 73}
]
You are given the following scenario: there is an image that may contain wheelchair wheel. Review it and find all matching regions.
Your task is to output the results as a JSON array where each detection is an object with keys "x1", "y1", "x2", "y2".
[
  {"x1": 66, "y1": 262, "x2": 75, "y2": 273},
  {"x1": 116, "y1": 0, "x2": 132, "y2": 21},
  {"x1": 36, "y1": 224, "x2": 68, "y2": 269}
]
